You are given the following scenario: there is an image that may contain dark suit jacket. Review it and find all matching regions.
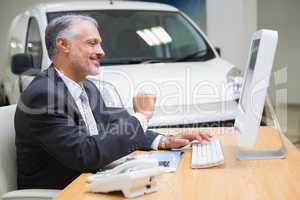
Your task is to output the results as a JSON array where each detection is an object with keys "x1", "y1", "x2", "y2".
[{"x1": 15, "y1": 65, "x2": 158, "y2": 189}]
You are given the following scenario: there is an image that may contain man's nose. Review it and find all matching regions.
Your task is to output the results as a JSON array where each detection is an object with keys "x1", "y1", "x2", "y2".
[{"x1": 96, "y1": 45, "x2": 105, "y2": 59}]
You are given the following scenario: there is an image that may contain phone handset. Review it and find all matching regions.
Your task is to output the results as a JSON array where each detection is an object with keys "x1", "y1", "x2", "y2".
[
  {"x1": 108, "y1": 158, "x2": 158, "y2": 175},
  {"x1": 87, "y1": 158, "x2": 158, "y2": 183},
  {"x1": 87, "y1": 158, "x2": 166, "y2": 198}
]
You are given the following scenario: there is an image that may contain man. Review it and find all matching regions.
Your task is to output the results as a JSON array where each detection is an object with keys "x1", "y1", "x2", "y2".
[{"x1": 15, "y1": 15, "x2": 212, "y2": 189}]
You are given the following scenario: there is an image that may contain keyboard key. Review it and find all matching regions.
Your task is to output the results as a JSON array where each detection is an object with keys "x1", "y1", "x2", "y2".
[{"x1": 191, "y1": 138, "x2": 224, "y2": 168}]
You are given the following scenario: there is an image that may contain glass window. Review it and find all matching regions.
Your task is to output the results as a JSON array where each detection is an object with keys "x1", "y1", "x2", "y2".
[
  {"x1": 26, "y1": 17, "x2": 43, "y2": 68},
  {"x1": 164, "y1": 14, "x2": 207, "y2": 57},
  {"x1": 47, "y1": 10, "x2": 215, "y2": 66}
]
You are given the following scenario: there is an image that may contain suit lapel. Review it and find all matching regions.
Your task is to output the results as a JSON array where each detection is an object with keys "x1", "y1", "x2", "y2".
[
  {"x1": 84, "y1": 80, "x2": 104, "y2": 124},
  {"x1": 46, "y1": 65, "x2": 82, "y2": 122},
  {"x1": 47, "y1": 65, "x2": 109, "y2": 132}
]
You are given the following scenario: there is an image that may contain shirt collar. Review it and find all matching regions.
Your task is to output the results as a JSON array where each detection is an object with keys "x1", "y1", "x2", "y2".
[{"x1": 55, "y1": 68, "x2": 84, "y2": 101}]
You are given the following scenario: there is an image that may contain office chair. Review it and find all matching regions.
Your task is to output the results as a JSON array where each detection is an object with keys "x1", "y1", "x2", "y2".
[{"x1": 0, "y1": 105, "x2": 60, "y2": 200}]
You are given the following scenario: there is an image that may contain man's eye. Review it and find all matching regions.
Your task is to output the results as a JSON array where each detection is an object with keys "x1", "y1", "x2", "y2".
[{"x1": 88, "y1": 41, "x2": 96, "y2": 46}]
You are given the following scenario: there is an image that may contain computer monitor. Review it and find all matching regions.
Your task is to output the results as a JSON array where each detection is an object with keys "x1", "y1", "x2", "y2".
[{"x1": 234, "y1": 29, "x2": 278, "y2": 147}]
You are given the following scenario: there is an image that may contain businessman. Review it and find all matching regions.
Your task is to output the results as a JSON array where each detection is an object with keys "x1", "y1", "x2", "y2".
[{"x1": 15, "y1": 15, "x2": 212, "y2": 189}]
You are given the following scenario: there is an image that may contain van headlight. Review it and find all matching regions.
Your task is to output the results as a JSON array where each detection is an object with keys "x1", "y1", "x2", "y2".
[{"x1": 227, "y1": 67, "x2": 243, "y2": 98}]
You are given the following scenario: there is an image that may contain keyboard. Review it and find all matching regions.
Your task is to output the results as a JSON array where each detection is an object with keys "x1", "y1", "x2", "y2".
[{"x1": 191, "y1": 138, "x2": 224, "y2": 168}]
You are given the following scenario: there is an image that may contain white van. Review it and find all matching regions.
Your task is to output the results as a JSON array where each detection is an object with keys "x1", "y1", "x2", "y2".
[{"x1": 1, "y1": 1, "x2": 242, "y2": 127}]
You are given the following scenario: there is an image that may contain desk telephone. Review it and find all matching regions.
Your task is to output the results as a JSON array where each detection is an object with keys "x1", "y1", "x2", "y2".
[{"x1": 87, "y1": 158, "x2": 166, "y2": 198}]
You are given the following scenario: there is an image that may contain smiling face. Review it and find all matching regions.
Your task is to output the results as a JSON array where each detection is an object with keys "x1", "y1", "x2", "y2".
[{"x1": 68, "y1": 20, "x2": 105, "y2": 77}]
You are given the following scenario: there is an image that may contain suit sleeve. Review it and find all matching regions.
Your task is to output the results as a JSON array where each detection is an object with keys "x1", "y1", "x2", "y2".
[
  {"x1": 104, "y1": 107, "x2": 159, "y2": 150},
  {"x1": 16, "y1": 93, "x2": 153, "y2": 172},
  {"x1": 85, "y1": 79, "x2": 160, "y2": 150}
]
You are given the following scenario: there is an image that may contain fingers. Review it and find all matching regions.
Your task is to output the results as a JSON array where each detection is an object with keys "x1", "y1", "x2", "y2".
[
  {"x1": 179, "y1": 129, "x2": 213, "y2": 143},
  {"x1": 133, "y1": 91, "x2": 156, "y2": 120},
  {"x1": 178, "y1": 129, "x2": 197, "y2": 140},
  {"x1": 195, "y1": 134, "x2": 204, "y2": 143},
  {"x1": 169, "y1": 138, "x2": 189, "y2": 149},
  {"x1": 200, "y1": 132, "x2": 213, "y2": 141},
  {"x1": 166, "y1": 130, "x2": 214, "y2": 149}
]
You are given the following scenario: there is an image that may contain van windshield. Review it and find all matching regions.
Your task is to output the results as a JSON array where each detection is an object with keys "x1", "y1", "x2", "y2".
[{"x1": 47, "y1": 10, "x2": 215, "y2": 66}]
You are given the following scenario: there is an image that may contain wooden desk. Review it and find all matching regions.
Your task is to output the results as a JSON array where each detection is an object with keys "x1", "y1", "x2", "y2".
[{"x1": 54, "y1": 127, "x2": 300, "y2": 200}]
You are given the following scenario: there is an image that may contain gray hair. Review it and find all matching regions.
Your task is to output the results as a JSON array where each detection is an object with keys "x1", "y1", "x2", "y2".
[{"x1": 45, "y1": 14, "x2": 98, "y2": 60}]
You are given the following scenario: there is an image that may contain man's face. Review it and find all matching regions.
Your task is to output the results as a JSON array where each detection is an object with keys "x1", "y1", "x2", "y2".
[{"x1": 68, "y1": 20, "x2": 105, "y2": 76}]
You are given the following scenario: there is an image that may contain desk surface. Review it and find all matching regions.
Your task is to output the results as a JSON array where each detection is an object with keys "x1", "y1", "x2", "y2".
[{"x1": 54, "y1": 127, "x2": 300, "y2": 200}]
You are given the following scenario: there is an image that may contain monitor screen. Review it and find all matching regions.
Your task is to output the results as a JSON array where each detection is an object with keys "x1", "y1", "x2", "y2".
[{"x1": 240, "y1": 39, "x2": 260, "y2": 112}]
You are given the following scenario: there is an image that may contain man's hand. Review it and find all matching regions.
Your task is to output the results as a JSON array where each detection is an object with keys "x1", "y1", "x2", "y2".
[
  {"x1": 133, "y1": 91, "x2": 156, "y2": 121},
  {"x1": 159, "y1": 129, "x2": 213, "y2": 150}
]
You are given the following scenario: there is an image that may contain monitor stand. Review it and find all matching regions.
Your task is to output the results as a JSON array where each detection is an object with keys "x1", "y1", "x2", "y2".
[{"x1": 236, "y1": 95, "x2": 288, "y2": 160}]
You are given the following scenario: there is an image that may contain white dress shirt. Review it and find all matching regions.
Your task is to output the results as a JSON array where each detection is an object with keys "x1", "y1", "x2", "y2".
[{"x1": 55, "y1": 68, "x2": 161, "y2": 149}]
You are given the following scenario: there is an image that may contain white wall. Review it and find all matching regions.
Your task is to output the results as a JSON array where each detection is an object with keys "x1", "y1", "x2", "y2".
[
  {"x1": 258, "y1": 0, "x2": 300, "y2": 104},
  {"x1": 206, "y1": 0, "x2": 300, "y2": 104},
  {"x1": 206, "y1": 0, "x2": 257, "y2": 70}
]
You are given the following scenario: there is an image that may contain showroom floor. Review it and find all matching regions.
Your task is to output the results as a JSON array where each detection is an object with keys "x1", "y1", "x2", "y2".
[
  {"x1": 285, "y1": 105, "x2": 300, "y2": 149},
  {"x1": 263, "y1": 104, "x2": 300, "y2": 150}
]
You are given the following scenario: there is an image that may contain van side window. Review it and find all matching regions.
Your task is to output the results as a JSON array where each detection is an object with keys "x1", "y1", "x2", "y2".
[{"x1": 26, "y1": 17, "x2": 43, "y2": 68}]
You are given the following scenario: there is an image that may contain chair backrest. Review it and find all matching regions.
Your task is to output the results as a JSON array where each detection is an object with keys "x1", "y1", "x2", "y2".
[{"x1": 0, "y1": 105, "x2": 17, "y2": 196}]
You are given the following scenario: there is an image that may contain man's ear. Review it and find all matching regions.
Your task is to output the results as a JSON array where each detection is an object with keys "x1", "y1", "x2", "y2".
[{"x1": 56, "y1": 37, "x2": 70, "y2": 54}]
